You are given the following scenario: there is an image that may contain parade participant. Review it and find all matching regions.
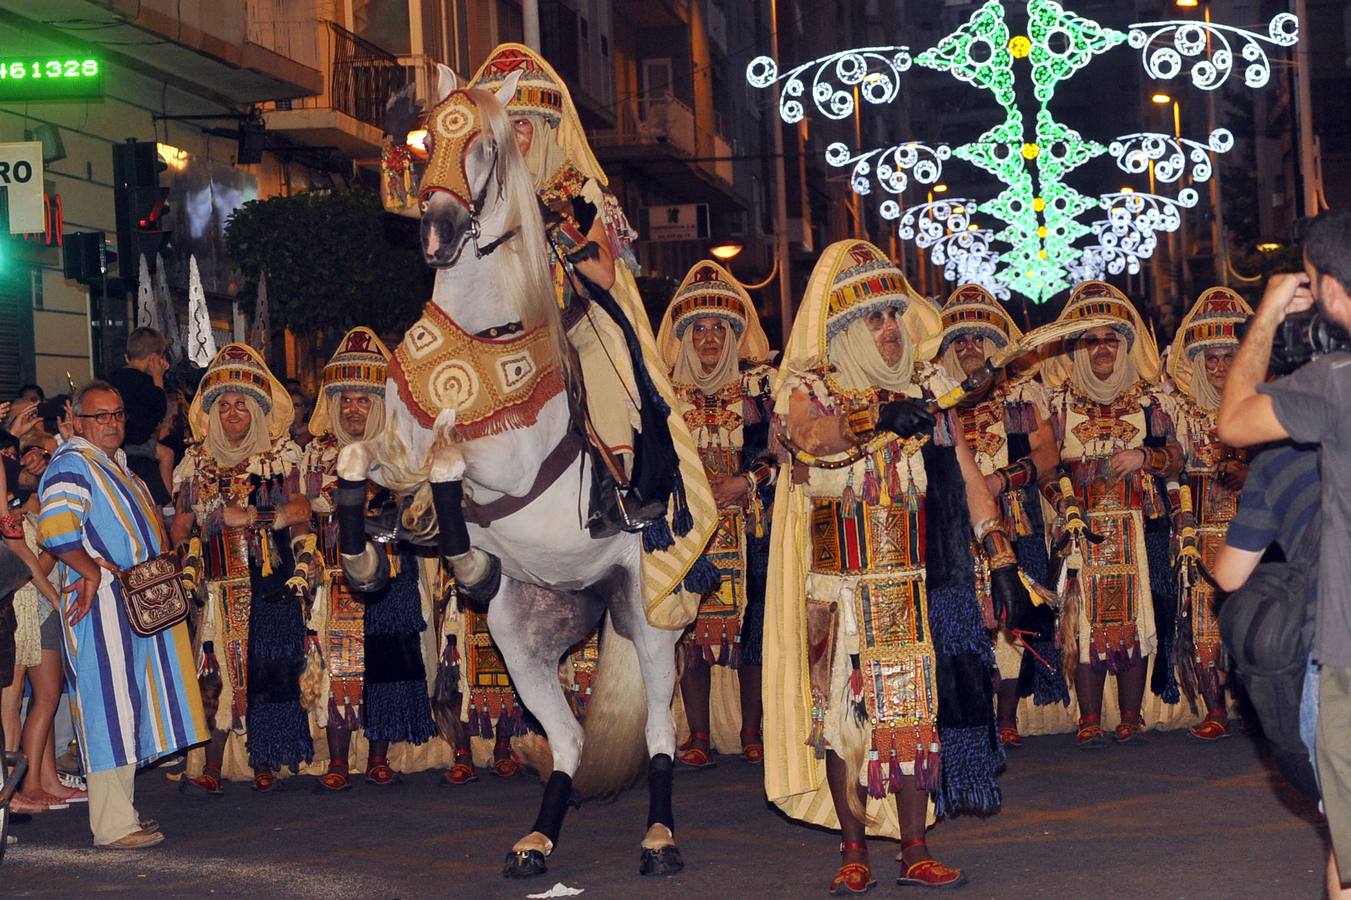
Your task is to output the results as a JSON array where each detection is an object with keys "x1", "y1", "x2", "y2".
[
  {"x1": 300, "y1": 327, "x2": 437, "y2": 791},
  {"x1": 765, "y1": 240, "x2": 1019, "y2": 892},
  {"x1": 37, "y1": 381, "x2": 206, "y2": 847},
  {"x1": 172, "y1": 344, "x2": 317, "y2": 795},
  {"x1": 656, "y1": 260, "x2": 776, "y2": 767},
  {"x1": 1041, "y1": 281, "x2": 1184, "y2": 748},
  {"x1": 933, "y1": 284, "x2": 1063, "y2": 747},
  {"x1": 1166, "y1": 287, "x2": 1252, "y2": 741}
]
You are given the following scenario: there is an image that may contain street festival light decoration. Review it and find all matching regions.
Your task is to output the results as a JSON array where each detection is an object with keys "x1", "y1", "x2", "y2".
[{"x1": 746, "y1": 0, "x2": 1298, "y2": 304}]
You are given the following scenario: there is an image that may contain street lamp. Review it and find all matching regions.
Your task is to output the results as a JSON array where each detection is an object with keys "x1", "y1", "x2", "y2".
[
  {"x1": 710, "y1": 241, "x2": 743, "y2": 261},
  {"x1": 1175, "y1": 0, "x2": 1199, "y2": 7},
  {"x1": 932, "y1": 183, "x2": 949, "y2": 193},
  {"x1": 1151, "y1": 92, "x2": 1172, "y2": 105}
]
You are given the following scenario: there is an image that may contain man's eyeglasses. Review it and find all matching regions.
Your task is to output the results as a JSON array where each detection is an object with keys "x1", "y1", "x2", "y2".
[
  {"x1": 76, "y1": 409, "x2": 127, "y2": 425},
  {"x1": 1079, "y1": 335, "x2": 1122, "y2": 349}
]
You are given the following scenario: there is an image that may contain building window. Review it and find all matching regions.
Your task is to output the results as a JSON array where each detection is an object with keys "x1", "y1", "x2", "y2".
[
  {"x1": 351, "y1": 0, "x2": 413, "y2": 56},
  {"x1": 497, "y1": 0, "x2": 524, "y2": 44}
]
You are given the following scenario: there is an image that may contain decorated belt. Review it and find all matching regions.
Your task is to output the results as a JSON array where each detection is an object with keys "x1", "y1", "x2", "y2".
[
  {"x1": 809, "y1": 498, "x2": 925, "y2": 576},
  {"x1": 203, "y1": 528, "x2": 251, "y2": 581},
  {"x1": 1066, "y1": 460, "x2": 1143, "y2": 510}
]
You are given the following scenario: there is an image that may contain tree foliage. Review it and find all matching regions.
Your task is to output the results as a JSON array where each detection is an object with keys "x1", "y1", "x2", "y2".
[{"x1": 224, "y1": 189, "x2": 431, "y2": 336}]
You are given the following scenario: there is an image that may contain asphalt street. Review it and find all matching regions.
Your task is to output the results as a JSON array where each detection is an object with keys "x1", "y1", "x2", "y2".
[{"x1": 2, "y1": 728, "x2": 1327, "y2": 898}]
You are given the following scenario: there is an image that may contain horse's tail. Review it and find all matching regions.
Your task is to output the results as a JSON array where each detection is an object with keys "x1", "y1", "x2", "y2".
[{"x1": 570, "y1": 613, "x2": 649, "y2": 799}]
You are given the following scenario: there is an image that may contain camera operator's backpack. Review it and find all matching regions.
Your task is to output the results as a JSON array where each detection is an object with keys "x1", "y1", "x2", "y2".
[{"x1": 1219, "y1": 520, "x2": 1319, "y2": 800}]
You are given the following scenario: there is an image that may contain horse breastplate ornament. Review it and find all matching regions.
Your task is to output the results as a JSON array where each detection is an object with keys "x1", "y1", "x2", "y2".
[{"x1": 390, "y1": 300, "x2": 565, "y2": 439}]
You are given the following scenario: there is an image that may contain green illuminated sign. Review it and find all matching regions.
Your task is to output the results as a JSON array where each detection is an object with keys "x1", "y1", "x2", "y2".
[{"x1": 0, "y1": 57, "x2": 102, "y2": 101}]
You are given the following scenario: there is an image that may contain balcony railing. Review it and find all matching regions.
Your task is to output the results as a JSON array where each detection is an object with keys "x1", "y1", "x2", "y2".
[
  {"x1": 246, "y1": 0, "x2": 321, "y2": 71},
  {"x1": 329, "y1": 21, "x2": 409, "y2": 129},
  {"x1": 593, "y1": 95, "x2": 736, "y2": 187}
]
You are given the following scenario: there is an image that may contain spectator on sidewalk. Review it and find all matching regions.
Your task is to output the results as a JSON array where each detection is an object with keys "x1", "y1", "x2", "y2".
[
  {"x1": 107, "y1": 328, "x2": 172, "y2": 506},
  {"x1": 37, "y1": 380, "x2": 208, "y2": 849},
  {"x1": 1218, "y1": 208, "x2": 1351, "y2": 898}
]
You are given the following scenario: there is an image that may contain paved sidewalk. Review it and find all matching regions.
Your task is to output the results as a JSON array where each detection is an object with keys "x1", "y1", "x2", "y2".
[{"x1": 2, "y1": 728, "x2": 1325, "y2": 898}]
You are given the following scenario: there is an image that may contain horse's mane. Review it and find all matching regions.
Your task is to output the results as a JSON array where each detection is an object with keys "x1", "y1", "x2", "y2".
[{"x1": 463, "y1": 86, "x2": 573, "y2": 386}]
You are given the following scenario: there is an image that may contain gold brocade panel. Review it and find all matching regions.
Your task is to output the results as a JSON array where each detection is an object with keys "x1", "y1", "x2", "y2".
[
  {"x1": 324, "y1": 576, "x2": 365, "y2": 728},
  {"x1": 219, "y1": 578, "x2": 251, "y2": 730},
  {"x1": 687, "y1": 508, "x2": 747, "y2": 664},
  {"x1": 465, "y1": 609, "x2": 518, "y2": 736}
]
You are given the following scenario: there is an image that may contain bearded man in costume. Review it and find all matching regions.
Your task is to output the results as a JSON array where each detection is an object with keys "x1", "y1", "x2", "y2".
[
  {"x1": 1041, "y1": 282, "x2": 1184, "y2": 749},
  {"x1": 933, "y1": 285, "x2": 1064, "y2": 747},
  {"x1": 656, "y1": 261, "x2": 777, "y2": 767},
  {"x1": 172, "y1": 344, "x2": 317, "y2": 795},
  {"x1": 1166, "y1": 288, "x2": 1252, "y2": 741},
  {"x1": 766, "y1": 240, "x2": 1025, "y2": 893},
  {"x1": 300, "y1": 327, "x2": 437, "y2": 791}
]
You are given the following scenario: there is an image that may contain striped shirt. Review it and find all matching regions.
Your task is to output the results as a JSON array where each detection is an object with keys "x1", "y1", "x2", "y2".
[
  {"x1": 1225, "y1": 443, "x2": 1320, "y2": 557},
  {"x1": 37, "y1": 437, "x2": 206, "y2": 773}
]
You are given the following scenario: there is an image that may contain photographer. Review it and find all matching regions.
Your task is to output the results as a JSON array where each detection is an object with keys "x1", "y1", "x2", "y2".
[
  {"x1": 106, "y1": 327, "x2": 170, "y2": 506},
  {"x1": 1218, "y1": 208, "x2": 1351, "y2": 897}
]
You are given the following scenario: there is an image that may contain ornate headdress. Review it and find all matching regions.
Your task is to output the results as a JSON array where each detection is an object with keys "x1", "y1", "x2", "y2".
[
  {"x1": 936, "y1": 283, "x2": 1022, "y2": 354},
  {"x1": 309, "y1": 326, "x2": 391, "y2": 437},
  {"x1": 1167, "y1": 286, "x2": 1252, "y2": 399},
  {"x1": 1042, "y1": 280, "x2": 1160, "y2": 387},
  {"x1": 188, "y1": 343, "x2": 292, "y2": 442},
  {"x1": 469, "y1": 43, "x2": 608, "y2": 186},
  {"x1": 776, "y1": 239, "x2": 938, "y2": 382},
  {"x1": 470, "y1": 45, "x2": 564, "y2": 126},
  {"x1": 657, "y1": 260, "x2": 771, "y2": 366}
]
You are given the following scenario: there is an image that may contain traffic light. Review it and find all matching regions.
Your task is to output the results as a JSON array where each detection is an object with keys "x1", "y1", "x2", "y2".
[{"x1": 112, "y1": 139, "x2": 171, "y2": 262}]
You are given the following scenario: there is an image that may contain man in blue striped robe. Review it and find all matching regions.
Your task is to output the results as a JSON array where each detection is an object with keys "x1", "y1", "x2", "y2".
[{"x1": 38, "y1": 381, "x2": 207, "y2": 849}]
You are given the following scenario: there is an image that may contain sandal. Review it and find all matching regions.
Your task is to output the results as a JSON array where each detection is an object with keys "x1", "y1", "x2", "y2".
[
  {"x1": 740, "y1": 727, "x2": 764, "y2": 765},
  {"x1": 897, "y1": 858, "x2": 965, "y2": 889},
  {"x1": 365, "y1": 756, "x2": 399, "y2": 786},
  {"x1": 442, "y1": 749, "x2": 479, "y2": 785},
  {"x1": 677, "y1": 731, "x2": 716, "y2": 769},
  {"x1": 1076, "y1": 714, "x2": 1107, "y2": 750},
  {"x1": 491, "y1": 748, "x2": 521, "y2": 779},
  {"x1": 1114, "y1": 710, "x2": 1148, "y2": 744},
  {"x1": 316, "y1": 768, "x2": 352, "y2": 792},
  {"x1": 9, "y1": 794, "x2": 57, "y2": 814},
  {"x1": 179, "y1": 770, "x2": 224, "y2": 798},
  {"x1": 1188, "y1": 715, "x2": 1231, "y2": 742},
  {"x1": 251, "y1": 770, "x2": 279, "y2": 793},
  {"x1": 998, "y1": 720, "x2": 1023, "y2": 748},
  {"x1": 830, "y1": 841, "x2": 876, "y2": 895}
]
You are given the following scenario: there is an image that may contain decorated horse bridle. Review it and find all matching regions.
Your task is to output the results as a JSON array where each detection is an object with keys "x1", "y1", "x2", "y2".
[{"x1": 418, "y1": 88, "x2": 517, "y2": 259}]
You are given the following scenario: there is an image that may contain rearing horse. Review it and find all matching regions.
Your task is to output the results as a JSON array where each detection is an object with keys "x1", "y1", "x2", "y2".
[{"x1": 334, "y1": 67, "x2": 685, "y2": 879}]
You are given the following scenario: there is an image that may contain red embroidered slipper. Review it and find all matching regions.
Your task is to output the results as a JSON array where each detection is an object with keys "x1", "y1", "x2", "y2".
[
  {"x1": 1076, "y1": 714, "x2": 1107, "y2": 750},
  {"x1": 442, "y1": 750, "x2": 478, "y2": 785},
  {"x1": 179, "y1": 770, "x2": 224, "y2": 798},
  {"x1": 998, "y1": 720, "x2": 1023, "y2": 748},
  {"x1": 365, "y1": 756, "x2": 399, "y2": 786},
  {"x1": 677, "y1": 731, "x2": 715, "y2": 769},
  {"x1": 1114, "y1": 710, "x2": 1148, "y2": 744},
  {"x1": 491, "y1": 748, "x2": 522, "y2": 779},
  {"x1": 897, "y1": 858, "x2": 965, "y2": 889},
  {"x1": 1188, "y1": 716, "x2": 1231, "y2": 742},
  {"x1": 830, "y1": 842, "x2": 876, "y2": 895},
  {"x1": 316, "y1": 769, "x2": 351, "y2": 792},
  {"x1": 251, "y1": 770, "x2": 279, "y2": 793},
  {"x1": 740, "y1": 728, "x2": 764, "y2": 765}
]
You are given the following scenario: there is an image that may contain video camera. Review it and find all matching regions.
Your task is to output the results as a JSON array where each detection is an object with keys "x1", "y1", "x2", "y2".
[{"x1": 1267, "y1": 310, "x2": 1351, "y2": 375}]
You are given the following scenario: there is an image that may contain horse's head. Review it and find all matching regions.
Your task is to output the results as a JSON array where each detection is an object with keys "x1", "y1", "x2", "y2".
[{"x1": 416, "y1": 65, "x2": 523, "y2": 267}]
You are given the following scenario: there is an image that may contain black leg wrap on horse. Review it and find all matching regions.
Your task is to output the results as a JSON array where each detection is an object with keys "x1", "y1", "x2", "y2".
[
  {"x1": 647, "y1": 753, "x2": 674, "y2": 829},
  {"x1": 431, "y1": 478, "x2": 470, "y2": 558},
  {"x1": 336, "y1": 479, "x2": 368, "y2": 556},
  {"x1": 456, "y1": 551, "x2": 501, "y2": 614},
  {"x1": 531, "y1": 771, "x2": 574, "y2": 845}
]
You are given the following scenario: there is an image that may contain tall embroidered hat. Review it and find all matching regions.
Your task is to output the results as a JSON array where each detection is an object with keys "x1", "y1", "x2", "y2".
[
  {"x1": 470, "y1": 44, "x2": 564, "y2": 126},
  {"x1": 1167, "y1": 286, "x2": 1252, "y2": 399},
  {"x1": 1042, "y1": 280, "x2": 1161, "y2": 387},
  {"x1": 470, "y1": 43, "x2": 608, "y2": 187},
  {"x1": 936, "y1": 283, "x2": 1022, "y2": 355},
  {"x1": 309, "y1": 326, "x2": 392, "y2": 437},
  {"x1": 188, "y1": 342, "x2": 292, "y2": 442},
  {"x1": 777, "y1": 239, "x2": 939, "y2": 381},
  {"x1": 657, "y1": 260, "x2": 771, "y2": 366}
]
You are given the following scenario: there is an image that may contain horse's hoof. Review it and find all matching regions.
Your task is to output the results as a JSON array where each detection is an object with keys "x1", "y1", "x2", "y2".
[
  {"x1": 502, "y1": 849, "x2": 549, "y2": 879},
  {"x1": 639, "y1": 845, "x2": 684, "y2": 877}
]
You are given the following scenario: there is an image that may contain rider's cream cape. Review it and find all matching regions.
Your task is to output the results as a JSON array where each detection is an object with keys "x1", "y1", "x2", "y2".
[
  {"x1": 470, "y1": 43, "x2": 716, "y2": 628},
  {"x1": 763, "y1": 240, "x2": 937, "y2": 838}
]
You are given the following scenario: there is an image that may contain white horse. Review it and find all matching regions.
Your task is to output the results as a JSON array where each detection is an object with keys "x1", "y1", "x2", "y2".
[{"x1": 334, "y1": 67, "x2": 685, "y2": 879}]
